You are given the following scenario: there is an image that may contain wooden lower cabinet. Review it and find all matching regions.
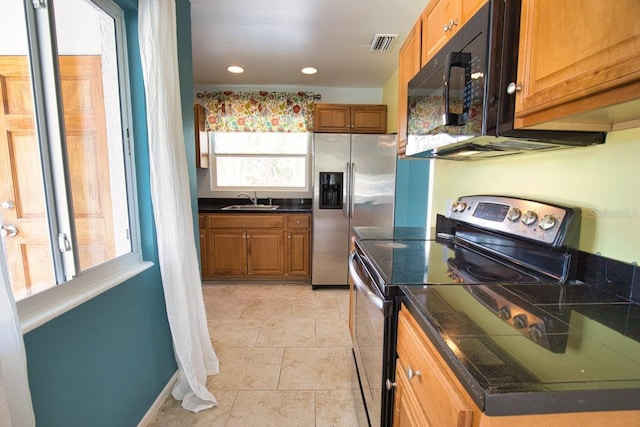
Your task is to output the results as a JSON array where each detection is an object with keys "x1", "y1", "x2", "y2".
[
  {"x1": 395, "y1": 306, "x2": 473, "y2": 427},
  {"x1": 209, "y1": 229, "x2": 248, "y2": 276},
  {"x1": 395, "y1": 305, "x2": 640, "y2": 427},
  {"x1": 207, "y1": 228, "x2": 283, "y2": 276},
  {"x1": 285, "y1": 214, "x2": 311, "y2": 276},
  {"x1": 198, "y1": 214, "x2": 210, "y2": 276},
  {"x1": 201, "y1": 213, "x2": 310, "y2": 279},
  {"x1": 393, "y1": 357, "x2": 432, "y2": 427},
  {"x1": 246, "y1": 229, "x2": 284, "y2": 275}
]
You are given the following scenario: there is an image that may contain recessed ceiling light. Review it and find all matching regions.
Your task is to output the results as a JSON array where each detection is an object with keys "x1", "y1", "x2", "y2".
[
  {"x1": 301, "y1": 67, "x2": 317, "y2": 75},
  {"x1": 227, "y1": 65, "x2": 244, "y2": 74}
]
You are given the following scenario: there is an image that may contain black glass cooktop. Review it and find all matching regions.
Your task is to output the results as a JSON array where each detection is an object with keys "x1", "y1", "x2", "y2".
[
  {"x1": 402, "y1": 284, "x2": 640, "y2": 415},
  {"x1": 355, "y1": 238, "x2": 541, "y2": 286},
  {"x1": 351, "y1": 226, "x2": 430, "y2": 241}
]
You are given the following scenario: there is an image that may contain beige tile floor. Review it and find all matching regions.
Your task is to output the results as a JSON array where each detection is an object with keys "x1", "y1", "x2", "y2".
[{"x1": 148, "y1": 282, "x2": 361, "y2": 427}]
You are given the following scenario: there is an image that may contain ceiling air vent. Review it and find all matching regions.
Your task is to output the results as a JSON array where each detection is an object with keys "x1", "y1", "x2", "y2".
[{"x1": 368, "y1": 34, "x2": 399, "y2": 52}]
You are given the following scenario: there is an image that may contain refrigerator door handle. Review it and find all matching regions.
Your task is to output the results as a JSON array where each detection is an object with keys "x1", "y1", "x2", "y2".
[
  {"x1": 344, "y1": 162, "x2": 351, "y2": 218},
  {"x1": 350, "y1": 162, "x2": 355, "y2": 219}
]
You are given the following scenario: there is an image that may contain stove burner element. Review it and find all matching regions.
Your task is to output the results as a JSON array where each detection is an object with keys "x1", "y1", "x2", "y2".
[{"x1": 466, "y1": 265, "x2": 523, "y2": 282}]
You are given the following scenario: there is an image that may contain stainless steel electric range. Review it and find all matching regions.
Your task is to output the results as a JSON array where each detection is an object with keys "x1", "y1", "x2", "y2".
[{"x1": 348, "y1": 195, "x2": 603, "y2": 426}]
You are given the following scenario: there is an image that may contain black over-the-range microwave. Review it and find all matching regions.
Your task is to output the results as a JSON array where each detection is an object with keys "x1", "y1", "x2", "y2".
[{"x1": 405, "y1": 0, "x2": 606, "y2": 160}]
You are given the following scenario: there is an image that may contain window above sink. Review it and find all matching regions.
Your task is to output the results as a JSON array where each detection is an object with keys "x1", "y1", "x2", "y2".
[{"x1": 209, "y1": 132, "x2": 311, "y2": 192}]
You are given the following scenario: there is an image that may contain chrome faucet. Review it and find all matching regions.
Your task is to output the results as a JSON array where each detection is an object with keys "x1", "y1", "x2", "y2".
[{"x1": 238, "y1": 191, "x2": 258, "y2": 205}]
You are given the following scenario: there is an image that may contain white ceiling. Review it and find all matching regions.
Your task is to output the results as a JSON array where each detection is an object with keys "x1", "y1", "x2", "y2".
[{"x1": 190, "y1": 0, "x2": 428, "y2": 88}]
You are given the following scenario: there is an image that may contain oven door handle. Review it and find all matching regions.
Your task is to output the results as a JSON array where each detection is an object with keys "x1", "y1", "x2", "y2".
[{"x1": 349, "y1": 252, "x2": 384, "y2": 311}]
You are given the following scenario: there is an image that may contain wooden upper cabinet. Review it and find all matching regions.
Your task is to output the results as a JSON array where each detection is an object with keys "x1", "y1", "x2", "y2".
[
  {"x1": 421, "y1": 0, "x2": 487, "y2": 67},
  {"x1": 461, "y1": 0, "x2": 488, "y2": 22},
  {"x1": 352, "y1": 105, "x2": 387, "y2": 133},
  {"x1": 514, "y1": 0, "x2": 640, "y2": 130},
  {"x1": 422, "y1": 0, "x2": 462, "y2": 66},
  {"x1": 314, "y1": 103, "x2": 387, "y2": 133},
  {"x1": 314, "y1": 104, "x2": 350, "y2": 132},
  {"x1": 397, "y1": 19, "x2": 422, "y2": 157},
  {"x1": 194, "y1": 103, "x2": 209, "y2": 168}
]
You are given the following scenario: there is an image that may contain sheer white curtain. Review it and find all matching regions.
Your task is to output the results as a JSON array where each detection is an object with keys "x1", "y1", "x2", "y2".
[
  {"x1": 0, "y1": 244, "x2": 35, "y2": 426},
  {"x1": 138, "y1": 0, "x2": 219, "y2": 413}
]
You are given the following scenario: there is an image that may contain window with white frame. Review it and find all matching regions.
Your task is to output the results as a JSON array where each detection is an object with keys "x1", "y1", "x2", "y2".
[
  {"x1": 0, "y1": 0, "x2": 141, "y2": 306},
  {"x1": 211, "y1": 132, "x2": 311, "y2": 190}
]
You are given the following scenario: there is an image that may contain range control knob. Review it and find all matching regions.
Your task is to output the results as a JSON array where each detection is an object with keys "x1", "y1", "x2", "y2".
[
  {"x1": 506, "y1": 207, "x2": 522, "y2": 222},
  {"x1": 539, "y1": 214, "x2": 557, "y2": 231},
  {"x1": 447, "y1": 270, "x2": 462, "y2": 283},
  {"x1": 521, "y1": 211, "x2": 538, "y2": 226},
  {"x1": 498, "y1": 306, "x2": 511, "y2": 320},
  {"x1": 528, "y1": 325, "x2": 544, "y2": 343},
  {"x1": 451, "y1": 201, "x2": 467, "y2": 213},
  {"x1": 512, "y1": 314, "x2": 528, "y2": 329}
]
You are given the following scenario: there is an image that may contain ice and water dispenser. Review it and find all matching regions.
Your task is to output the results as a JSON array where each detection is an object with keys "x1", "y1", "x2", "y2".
[{"x1": 319, "y1": 172, "x2": 343, "y2": 209}]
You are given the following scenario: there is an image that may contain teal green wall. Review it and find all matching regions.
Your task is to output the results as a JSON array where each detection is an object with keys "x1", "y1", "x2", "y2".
[
  {"x1": 23, "y1": 269, "x2": 174, "y2": 426},
  {"x1": 394, "y1": 158, "x2": 430, "y2": 227},
  {"x1": 21, "y1": 0, "x2": 201, "y2": 425},
  {"x1": 176, "y1": 0, "x2": 201, "y2": 249}
]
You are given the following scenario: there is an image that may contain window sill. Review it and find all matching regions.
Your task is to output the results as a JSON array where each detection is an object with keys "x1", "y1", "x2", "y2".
[{"x1": 17, "y1": 255, "x2": 154, "y2": 333}]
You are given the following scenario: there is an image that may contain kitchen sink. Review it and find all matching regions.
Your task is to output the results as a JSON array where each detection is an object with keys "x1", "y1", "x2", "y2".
[{"x1": 221, "y1": 204, "x2": 279, "y2": 210}]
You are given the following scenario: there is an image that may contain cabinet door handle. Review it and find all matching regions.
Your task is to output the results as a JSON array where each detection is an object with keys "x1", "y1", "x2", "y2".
[
  {"x1": 444, "y1": 18, "x2": 458, "y2": 32},
  {"x1": 507, "y1": 82, "x2": 523, "y2": 94},
  {"x1": 1, "y1": 225, "x2": 18, "y2": 237},
  {"x1": 407, "y1": 366, "x2": 422, "y2": 381}
]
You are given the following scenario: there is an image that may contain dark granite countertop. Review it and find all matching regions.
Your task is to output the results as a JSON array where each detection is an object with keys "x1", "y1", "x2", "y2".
[
  {"x1": 198, "y1": 198, "x2": 312, "y2": 213},
  {"x1": 400, "y1": 282, "x2": 640, "y2": 416}
]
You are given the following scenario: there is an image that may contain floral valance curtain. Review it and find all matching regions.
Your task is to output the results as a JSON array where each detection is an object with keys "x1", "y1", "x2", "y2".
[{"x1": 199, "y1": 91, "x2": 315, "y2": 133}]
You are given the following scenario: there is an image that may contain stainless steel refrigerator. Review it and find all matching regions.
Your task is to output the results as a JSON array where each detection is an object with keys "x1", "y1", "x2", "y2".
[{"x1": 312, "y1": 133, "x2": 397, "y2": 288}]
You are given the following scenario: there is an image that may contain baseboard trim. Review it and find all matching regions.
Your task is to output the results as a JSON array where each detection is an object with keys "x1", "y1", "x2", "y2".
[
  {"x1": 137, "y1": 370, "x2": 178, "y2": 426},
  {"x1": 311, "y1": 284, "x2": 349, "y2": 290}
]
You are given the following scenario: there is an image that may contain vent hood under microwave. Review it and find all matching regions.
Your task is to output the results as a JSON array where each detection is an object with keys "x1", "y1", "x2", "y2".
[{"x1": 405, "y1": 0, "x2": 606, "y2": 161}]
